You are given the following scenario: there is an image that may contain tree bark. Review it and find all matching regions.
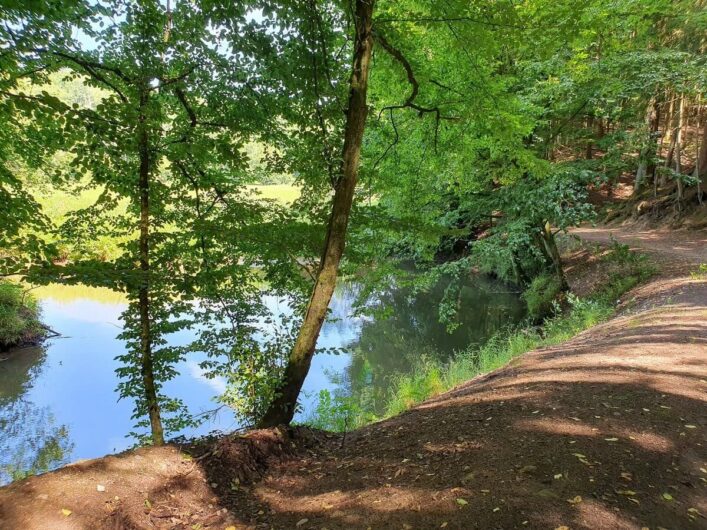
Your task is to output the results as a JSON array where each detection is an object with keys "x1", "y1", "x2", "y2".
[
  {"x1": 137, "y1": 85, "x2": 164, "y2": 445},
  {"x1": 634, "y1": 97, "x2": 659, "y2": 195},
  {"x1": 695, "y1": 100, "x2": 707, "y2": 204},
  {"x1": 675, "y1": 95, "x2": 685, "y2": 203},
  {"x1": 540, "y1": 222, "x2": 568, "y2": 291},
  {"x1": 663, "y1": 96, "x2": 677, "y2": 185},
  {"x1": 258, "y1": 0, "x2": 375, "y2": 428}
]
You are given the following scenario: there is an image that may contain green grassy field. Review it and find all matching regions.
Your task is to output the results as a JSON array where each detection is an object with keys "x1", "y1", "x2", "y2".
[
  {"x1": 247, "y1": 184, "x2": 300, "y2": 204},
  {"x1": 31, "y1": 183, "x2": 301, "y2": 262}
]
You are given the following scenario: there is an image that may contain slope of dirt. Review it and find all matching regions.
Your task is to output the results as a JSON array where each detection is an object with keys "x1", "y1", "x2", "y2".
[
  {"x1": 1, "y1": 230, "x2": 705, "y2": 530},
  {"x1": 571, "y1": 225, "x2": 707, "y2": 265}
]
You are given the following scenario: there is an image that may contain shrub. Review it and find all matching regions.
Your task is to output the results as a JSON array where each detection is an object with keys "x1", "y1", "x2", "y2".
[
  {"x1": 0, "y1": 281, "x2": 43, "y2": 351},
  {"x1": 523, "y1": 273, "x2": 563, "y2": 319}
]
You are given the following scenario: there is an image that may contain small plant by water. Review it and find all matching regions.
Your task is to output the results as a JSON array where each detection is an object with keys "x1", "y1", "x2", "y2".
[{"x1": 0, "y1": 281, "x2": 43, "y2": 351}]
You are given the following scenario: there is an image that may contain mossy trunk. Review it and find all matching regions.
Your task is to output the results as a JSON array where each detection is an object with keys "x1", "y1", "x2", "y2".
[{"x1": 258, "y1": 0, "x2": 375, "y2": 428}]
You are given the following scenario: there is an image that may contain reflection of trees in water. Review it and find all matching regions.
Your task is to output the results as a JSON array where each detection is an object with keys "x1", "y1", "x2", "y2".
[
  {"x1": 0, "y1": 346, "x2": 73, "y2": 484},
  {"x1": 341, "y1": 275, "x2": 526, "y2": 413}
]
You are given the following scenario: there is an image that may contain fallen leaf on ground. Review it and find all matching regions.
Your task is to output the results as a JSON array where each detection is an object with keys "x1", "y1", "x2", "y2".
[
  {"x1": 567, "y1": 495, "x2": 582, "y2": 504},
  {"x1": 455, "y1": 498, "x2": 468, "y2": 506},
  {"x1": 61, "y1": 509, "x2": 72, "y2": 517}
]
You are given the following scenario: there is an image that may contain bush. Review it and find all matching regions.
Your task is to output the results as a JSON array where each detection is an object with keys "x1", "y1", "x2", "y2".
[
  {"x1": 523, "y1": 273, "x2": 563, "y2": 319},
  {"x1": 0, "y1": 281, "x2": 43, "y2": 351}
]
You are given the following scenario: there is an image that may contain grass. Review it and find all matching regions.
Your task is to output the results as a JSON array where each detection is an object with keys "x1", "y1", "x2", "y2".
[
  {"x1": 32, "y1": 183, "x2": 301, "y2": 263},
  {"x1": 247, "y1": 184, "x2": 300, "y2": 204},
  {"x1": 0, "y1": 280, "x2": 43, "y2": 351},
  {"x1": 30, "y1": 283, "x2": 128, "y2": 304},
  {"x1": 307, "y1": 241, "x2": 657, "y2": 432},
  {"x1": 691, "y1": 263, "x2": 707, "y2": 279}
]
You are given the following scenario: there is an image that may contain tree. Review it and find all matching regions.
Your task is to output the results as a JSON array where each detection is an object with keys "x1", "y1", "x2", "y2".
[{"x1": 258, "y1": 0, "x2": 376, "y2": 427}]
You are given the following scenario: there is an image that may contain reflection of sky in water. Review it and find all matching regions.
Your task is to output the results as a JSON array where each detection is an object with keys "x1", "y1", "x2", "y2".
[{"x1": 0, "y1": 288, "x2": 363, "y2": 483}]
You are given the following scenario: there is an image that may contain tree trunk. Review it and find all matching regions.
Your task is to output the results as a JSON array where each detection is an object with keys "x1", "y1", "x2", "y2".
[
  {"x1": 258, "y1": 0, "x2": 375, "y2": 428},
  {"x1": 675, "y1": 95, "x2": 685, "y2": 203},
  {"x1": 585, "y1": 115, "x2": 594, "y2": 160},
  {"x1": 540, "y1": 222, "x2": 568, "y2": 291},
  {"x1": 663, "y1": 96, "x2": 677, "y2": 185},
  {"x1": 634, "y1": 97, "x2": 659, "y2": 195},
  {"x1": 137, "y1": 86, "x2": 164, "y2": 445},
  {"x1": 696, "y1": 101, "x2": 707, "y2": 204},
  {"x1": 647, "y1": 98, "x2": 661, "y2": 183}
]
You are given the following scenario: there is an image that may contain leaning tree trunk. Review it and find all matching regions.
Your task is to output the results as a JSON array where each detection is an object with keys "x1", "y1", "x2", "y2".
[
  {"x1": 258, "y1": 0, "x2": 375, "y2": 428},
  {"x1": 137, "y1": 85, "x2": 164, "y2": 445}
]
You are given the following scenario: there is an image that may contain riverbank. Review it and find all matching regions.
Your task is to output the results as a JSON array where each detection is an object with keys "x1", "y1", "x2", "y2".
[
  {"x1": 307, "y1": 236, "x2": 658, "y2": 432},
  {"x1": 0, "y1": 281, "x2": 44, "y2": 352},
  {"x1": 1, "y1": 228, "x2": 705, "y2": 529}
]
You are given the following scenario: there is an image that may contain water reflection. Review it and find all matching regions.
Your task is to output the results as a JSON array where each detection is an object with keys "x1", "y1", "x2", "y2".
[
  {"x1": 0, "y1": 275, "x2": 525, "y2": 484},
  {"x1": 0, "y1": 346, "x2": 73, "y2": 484},
  {"x1": 337, "y1": 275, "x2": 526, "y2": 413}
]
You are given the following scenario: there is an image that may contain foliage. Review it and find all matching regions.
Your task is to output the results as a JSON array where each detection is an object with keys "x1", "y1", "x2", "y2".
[
  {"x1": 0, "y1": 281, "x2": 43, "y2": 351},
  {"x1": 691, "y1": 264, "x2": 707, "y2": 280},
  {"x1": 523, "y1": 273, "x2": 564, "y2": 320},
  {"x1": 1, "y1": 0, "x2": 703, "y2": 440}
]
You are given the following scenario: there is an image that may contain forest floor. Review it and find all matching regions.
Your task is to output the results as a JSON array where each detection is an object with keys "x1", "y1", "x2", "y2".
[{"x1": 1, "y1": 225, "x2": 705, "y2": 530}]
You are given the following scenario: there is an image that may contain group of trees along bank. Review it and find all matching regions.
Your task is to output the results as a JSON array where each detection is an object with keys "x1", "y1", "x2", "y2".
[{"x1": 1, "y1": 0, "x2": 705, "y2": 443}]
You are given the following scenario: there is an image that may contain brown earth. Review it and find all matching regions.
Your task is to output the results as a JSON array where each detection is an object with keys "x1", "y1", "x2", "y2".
[{"x1": 1, "y1": 227, "x2": 705, "y2": 530}]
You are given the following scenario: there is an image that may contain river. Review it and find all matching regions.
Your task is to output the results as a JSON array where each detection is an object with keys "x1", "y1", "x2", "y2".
[{"x1": 0, "y1": 275, "x2": 525, "y2": 484}]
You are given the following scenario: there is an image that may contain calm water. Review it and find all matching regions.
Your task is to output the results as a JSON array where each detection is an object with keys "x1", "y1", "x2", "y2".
[{"x1": 0, "y1": 275, "x2": 525, "y2": 484}]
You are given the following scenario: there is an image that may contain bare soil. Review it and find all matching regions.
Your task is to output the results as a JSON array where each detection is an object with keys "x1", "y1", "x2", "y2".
[{"x1": 1, "y1": 227, "x2": 705, "y2": 530}]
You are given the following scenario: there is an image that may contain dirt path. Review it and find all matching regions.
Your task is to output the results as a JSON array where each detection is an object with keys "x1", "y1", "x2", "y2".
[
  {"x1": 1, "y1": 233, "x2": 706, "y2": 530},
  {"x1": 571, "y1": 225, "x2": 707, "y2": 265}
]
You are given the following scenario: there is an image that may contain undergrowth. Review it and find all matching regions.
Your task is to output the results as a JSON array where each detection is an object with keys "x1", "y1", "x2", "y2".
[
  {"x1": 306, "y1": 241, "x2": 657, "y2": 432},
  {"x1": 0, "y1": 281, "x2": 43, "y2": 351}
]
